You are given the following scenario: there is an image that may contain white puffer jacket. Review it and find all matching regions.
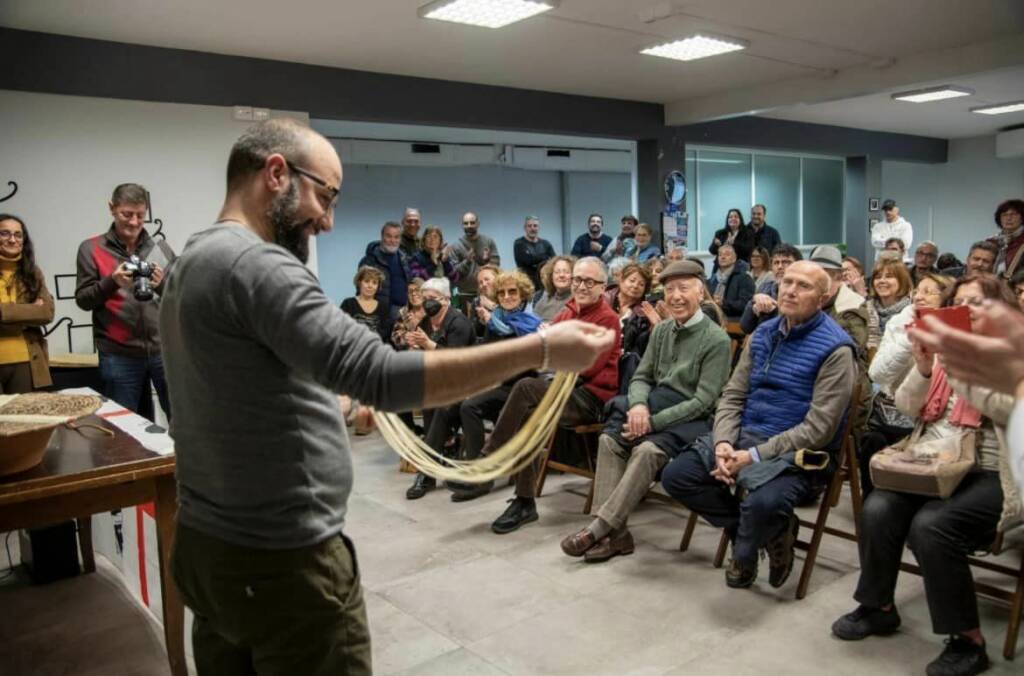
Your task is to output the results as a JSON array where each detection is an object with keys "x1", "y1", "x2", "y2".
[{"x1": 868, "y1": 303, "x2": 916, "y2": 395}]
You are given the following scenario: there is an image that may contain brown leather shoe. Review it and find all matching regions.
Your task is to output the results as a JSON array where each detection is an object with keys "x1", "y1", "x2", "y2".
[
  {"x1": 560, "y1": 528, "x2": 598, "y2": 557},
  {"x1": 583, "y1": 529, "x2": 635, "y2": 563}
]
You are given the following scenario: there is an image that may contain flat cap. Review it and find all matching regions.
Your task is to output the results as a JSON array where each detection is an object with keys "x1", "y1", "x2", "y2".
[{"x1": 659, "y1": 260, "x2": 705, "y2": 284}]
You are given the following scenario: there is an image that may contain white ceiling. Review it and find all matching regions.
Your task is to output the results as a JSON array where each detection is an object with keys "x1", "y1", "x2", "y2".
[
  {"x1": 763, "y1": 65, "x2": 1024, "y2": 139},
  {"x1": 3, "y1": 1, "x2": 1024, "y2": 138}
]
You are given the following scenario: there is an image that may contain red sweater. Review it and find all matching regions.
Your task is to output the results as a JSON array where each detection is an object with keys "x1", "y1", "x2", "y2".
[{"x1": 553, "y1": 297, "x2": 621, "y2": 402}]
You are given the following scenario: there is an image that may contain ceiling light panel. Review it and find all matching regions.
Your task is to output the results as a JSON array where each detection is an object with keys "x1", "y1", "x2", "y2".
[
  {"x1": 891, "y1": 86, "x2": 973, "y2": 103},
  {"x1": 641, "y1": 35, "x2": 747, "y2": 62},
  {"x1": 418, "y1": 0, "x2": 558, "y2": 29},
  {"x1": 971, "y1": 101, "x2": 1024, "y2": 115}
]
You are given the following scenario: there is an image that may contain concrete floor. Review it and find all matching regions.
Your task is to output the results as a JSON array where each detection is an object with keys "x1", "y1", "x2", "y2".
[{"x1": 1, "y1": 430, "x2": 1021, "y2": 675}]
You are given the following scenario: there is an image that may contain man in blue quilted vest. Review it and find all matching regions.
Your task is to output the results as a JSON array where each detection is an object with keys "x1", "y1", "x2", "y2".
[{"x1": 662, "y1": 260, "x2": 856, "y2": 589}]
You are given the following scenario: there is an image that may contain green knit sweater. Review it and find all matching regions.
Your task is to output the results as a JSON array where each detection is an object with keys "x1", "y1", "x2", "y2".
[{"x1": 627, "y1": 313, "x2": 732, "y2": 431}]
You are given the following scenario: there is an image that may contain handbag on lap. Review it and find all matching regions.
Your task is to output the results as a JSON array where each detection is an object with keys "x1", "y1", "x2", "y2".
[{"x1": 868, "y1": 423, "x2": 976, "y2": 498}]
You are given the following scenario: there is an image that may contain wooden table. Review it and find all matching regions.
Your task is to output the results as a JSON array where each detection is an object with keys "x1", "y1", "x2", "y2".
[{"x1": 0, "y1": 416, "x2": 184, "y2": 676}]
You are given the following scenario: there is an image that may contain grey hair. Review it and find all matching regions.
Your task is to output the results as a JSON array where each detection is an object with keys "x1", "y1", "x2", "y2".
[
  {"x1": 575, "y1": 256, "x2": 608, "y2": 281},
  {"x1": 110, "y1": 183, "x2": 148, "y2": 207},
  {"x1": 524, "y1": 215, "x2": 539, "y2": 224},
  {"x1": 605, "y1": 257, "x2": 630, "y2": 278},
  {"x1": 421, "y1": 276, "x2": 451, "y2": 299},
  {"x1": 226, "y1": 118, "x2": 314, "y2": 189}
]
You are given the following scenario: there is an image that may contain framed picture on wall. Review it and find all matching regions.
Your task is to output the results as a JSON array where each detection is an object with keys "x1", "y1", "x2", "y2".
[{"x1": 868, "y1": 197, "x2": 880, "y2": 212}]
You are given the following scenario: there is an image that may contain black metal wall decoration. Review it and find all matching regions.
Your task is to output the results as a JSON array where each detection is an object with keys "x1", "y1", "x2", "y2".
[
  {"x1": 145, "y1": 190, "x2": 165, "y2": 241},
  {"x1": 42, "y1": 316, "x2": 94, "y2": 354},
  {"x1": 0, "y1": 181, "x2": 17, "y2": 203},
  {"x1": 53, "y1": 273, "x2": 78, "y2": 300}
]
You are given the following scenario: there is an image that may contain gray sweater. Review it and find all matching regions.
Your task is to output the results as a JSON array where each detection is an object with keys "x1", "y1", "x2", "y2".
[{"x1": 160, "y1": 224, "x2": 424, "y2": 549}]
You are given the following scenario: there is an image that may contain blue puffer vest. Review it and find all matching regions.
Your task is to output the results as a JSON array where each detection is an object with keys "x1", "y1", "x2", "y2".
[{"x1": 741, "y1": 311, "x2": 853, "y2": 444}]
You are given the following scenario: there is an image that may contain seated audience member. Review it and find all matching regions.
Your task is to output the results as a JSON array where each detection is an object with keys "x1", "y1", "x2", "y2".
[
  {"x1": 708, "y1": 244, "x2": 754, "y2": 318},
  {"x1": 390, "y1": 278, "x2": 425, "y2": 349},
  {"x1": 866, "y1": 256, "x2": 913, "y2": 349},
  {"x1": 606, "y1": 256, "x2": 631, "y2": 289},
  {"x1": 400, "y1": 207, "x2": 422, "y2": 256},
  {"x1": 481, "y1": 257, "x2": 621, "y2": 533},
  {"x1": 832, "y1": 273, "x2": 1022, "y2": 676},
  {"x1": 560, "y1": 261, "x2": 731, "y2": 562},
  {"x1": 937, "y1": 252, "x2": 962, "y2": 275},
  {"x1": 409, "y1": 225, "x2": 459, "y2": 285},
  {"x1": 748, "y1": 245, "x2": 773, "y2": 289},
  {"x1": 0, "y1": 214, "x2": 55, "y2": 393},
  {"x1": 513, "y1": 215, "x2": 555, "y2": 291},
  {"x1": 1012, "y1": 269, "x2": 1024, "y2": 308},
  {"x1": 645, "y1": 257, "x2": 666, "y2": 296},
  {"x1": 451, "y1": 212, "x2": 500, "y2": 295},
  {"x1": 861, "y1": 272, "x2": 954, "y2": 493},
  {"x1": 609, "y1": 263, "x2": 657, "y2": 356},
  {"x1": 944, "y1": 241, "x2": 998, "y2": 279},
  {"x1": 884, "y1": 236, "x2": 906, "y2": 260},
  {"x1": 739, "y1": 244, "x2": 802, "y2": 334},
  {"x1": 446, "y1": 270, "x2": 543, "y2": 502},
  {"x1": 358, "y1": 221, "x2": 412, "y2": 318},
  {"x1": 632, "y1": 223, "x2": 662, "y2": 262},
  {"x1": 908, "y1": 240, "x2": 939, "y2": 287},
  {"x1": 842, "y1": 256, "x2": 868, "y2": 297},
  {"x1": 665, "y1": 247, "x2": 684, "y2": 262},
  {"x1": 602, "y1": 215, "x2": 638, "y2": 262},
  {"x1": 908, "y1": 300, "x2": 1024, "y2": 500},
  {"x1": 709, "y1": 208, "x2": 754, "y2": 265},
  {"x1": 404, "y1": 277, "x2": 476, "y2": 499},
  {"x1": 533, "y1": 255, "x2": 575, "y2": 322},
  {"x1": 662, "y1": 261, "x2": 855, "y2": 589},
  {"x1": 988, "y1": 198, "x2": 1024, "y2": 279},
  {"x1": 571, "y1": 213, "x2": 611, "y2": 259},
  {"x1": 340, "y1": 266, "x2": 391, "y2": 342},
  {"x1": 470, "y1": 264, "x2": 500, "y2": 338}
]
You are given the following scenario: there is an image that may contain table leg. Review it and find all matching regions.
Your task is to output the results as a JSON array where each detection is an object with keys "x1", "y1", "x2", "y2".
[
  {"x1": 154, "y1": 474, "x2": 187, "y2": 676},
  {"x1": 76, "y1": 515, "x2": 96, "y2": 573}
]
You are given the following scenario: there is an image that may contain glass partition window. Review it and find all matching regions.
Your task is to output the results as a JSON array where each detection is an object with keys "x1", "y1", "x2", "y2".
[{"x1": 684, "y1": 147, "x2": 844, "y2": 250}]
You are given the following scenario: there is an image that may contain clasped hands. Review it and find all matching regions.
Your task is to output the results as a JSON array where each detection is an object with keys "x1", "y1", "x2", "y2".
[{"x1": 711, "y1": 442, "x2": 753, "y2": 486}]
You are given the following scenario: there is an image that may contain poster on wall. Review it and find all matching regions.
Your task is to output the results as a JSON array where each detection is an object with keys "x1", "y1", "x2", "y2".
[{"x1": 662, "y1": 212, "x2": 688, "y2": 254}]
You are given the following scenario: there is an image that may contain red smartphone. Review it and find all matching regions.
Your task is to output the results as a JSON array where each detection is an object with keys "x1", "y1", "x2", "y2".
[{"x1": 914, "y1": 305, "x2": 972, "y2": 333}]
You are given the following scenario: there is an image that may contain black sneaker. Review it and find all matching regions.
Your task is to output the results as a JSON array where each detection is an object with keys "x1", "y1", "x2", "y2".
[
  {"x1": 405, "y1": 473, "x2": 436, "y2": 500},
  {"x1": 491, "y1": 497, "x2": 538, "y2": 534},
  {"x1": 831, "y1": 605, "x2": 902, "y2": 640},
  {"x1": 725, "y1": 557, "x2": 758, "y2": 588},
  {"x1": 926, "y1": 636, "x2": 989, "y2": 676},
  {"x1": 766, "y1": 513, "x2": 799, "y2": 588},
  {"x1": 451, "y1": 480, "x2": 494, "y2": 502}
]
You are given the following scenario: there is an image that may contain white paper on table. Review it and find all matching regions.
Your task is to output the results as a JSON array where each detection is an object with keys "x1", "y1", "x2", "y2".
[{"x1": 59, "y1": 387, "x2": 175, "y2": 455}]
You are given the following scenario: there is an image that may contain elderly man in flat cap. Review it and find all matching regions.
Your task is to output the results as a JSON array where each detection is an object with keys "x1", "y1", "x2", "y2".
[{"x1": 560, "y1": 260, "x2": 732, "y2": 562}]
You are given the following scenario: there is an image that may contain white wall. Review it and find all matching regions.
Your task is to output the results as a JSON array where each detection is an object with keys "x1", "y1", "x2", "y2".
[
  {"x1": 0, "y1": 89, "x2": 308, "y2": 353},
  {"x1": 318, "y1": 165, "x2": 630, "y2": 303},
  {"x1": 882, "y1": 135, "x2": 1024, "y2": 260}
]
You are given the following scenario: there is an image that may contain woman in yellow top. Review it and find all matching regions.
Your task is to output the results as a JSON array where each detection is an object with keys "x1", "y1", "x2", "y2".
[{"x1": 0, "y1": 214, "x2": 55, "y2": 393}]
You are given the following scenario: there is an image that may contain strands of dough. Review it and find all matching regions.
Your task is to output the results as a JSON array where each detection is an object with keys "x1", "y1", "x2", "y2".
[{"x1": 373, "y1": 372, "x2": 578, "y2": 483}]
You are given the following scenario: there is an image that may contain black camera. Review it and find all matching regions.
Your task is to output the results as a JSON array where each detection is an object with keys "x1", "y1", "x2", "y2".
[{"x1": 123, "y1": 254, "x2": 155, "y2": 301}]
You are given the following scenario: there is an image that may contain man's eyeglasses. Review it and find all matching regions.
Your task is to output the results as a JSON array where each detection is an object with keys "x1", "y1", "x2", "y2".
[
  {"x1": 0, "y1": 231, "x2": 25, "y2": 241},
  {"x1": 286, "y1": 161, "x2": 340, "y2": 211},
  {"x1": 571, "y1": 276, "x2": 605, "y2": 289}
]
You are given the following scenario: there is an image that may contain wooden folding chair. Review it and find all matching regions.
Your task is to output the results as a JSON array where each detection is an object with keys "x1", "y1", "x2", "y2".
[
  {"x1": 535, "y1": 422, "x2": 603, "y2": 513},
  {"x1": 679, "y1": 384, "x2": 863, "y2": 598}
]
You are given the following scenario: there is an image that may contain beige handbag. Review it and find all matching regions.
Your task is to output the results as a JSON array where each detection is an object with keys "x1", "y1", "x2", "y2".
[{"x1": 869, "y1": 424, "x2": 977, "y2": 498}]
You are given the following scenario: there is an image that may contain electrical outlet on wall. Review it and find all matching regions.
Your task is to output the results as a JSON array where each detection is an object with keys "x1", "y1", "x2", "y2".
[
  {"x1": 253, "y1": 108, "x2": 270, "y2": 121},
  {"x1": 232, "y1": 106, "x2": 254, "y2": 121}
]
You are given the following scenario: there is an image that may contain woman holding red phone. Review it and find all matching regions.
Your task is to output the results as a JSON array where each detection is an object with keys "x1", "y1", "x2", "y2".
[{"x1": 833, "y1": 273, "x2": 1021, "y2": 676}]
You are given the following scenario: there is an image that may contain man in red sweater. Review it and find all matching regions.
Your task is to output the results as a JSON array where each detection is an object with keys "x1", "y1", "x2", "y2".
[{"x1": 483, "y1": 257, "x2": 621, "y2": 534}]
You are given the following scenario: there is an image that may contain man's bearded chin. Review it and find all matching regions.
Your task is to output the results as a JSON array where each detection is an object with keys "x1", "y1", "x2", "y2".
[{"x1": 268, "y1": 181, "x2": 312, "y2": 264}]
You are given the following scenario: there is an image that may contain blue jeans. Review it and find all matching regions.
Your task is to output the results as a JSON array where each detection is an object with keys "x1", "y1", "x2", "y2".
[{"x1": 98, "y1": 351, "x2": 171, "y2": 423}]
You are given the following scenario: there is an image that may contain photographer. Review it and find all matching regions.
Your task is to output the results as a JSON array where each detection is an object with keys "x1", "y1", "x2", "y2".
[{"x1": 75, "y1": 183, "x2": 176, "y2": 420}]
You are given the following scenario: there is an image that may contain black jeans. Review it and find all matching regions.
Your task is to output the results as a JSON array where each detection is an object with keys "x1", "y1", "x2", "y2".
[
  {"x1": 423, "y1": 404, "x2": 462, "y2": 456},
  {"x1": 459, "y1": 384, "x2": 513, "y2": 460},
  {"x1": 854, "y1": 471, "x2": 1003, "y2": 635}
]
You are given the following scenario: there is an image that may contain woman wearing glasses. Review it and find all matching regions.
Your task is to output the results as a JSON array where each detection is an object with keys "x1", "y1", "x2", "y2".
[{"x1": 0, "y1": 214, "x2": 55, "y2": 393}]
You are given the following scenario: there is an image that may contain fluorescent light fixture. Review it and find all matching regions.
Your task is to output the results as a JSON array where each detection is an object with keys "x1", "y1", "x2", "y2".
[
  {"x1": 418, "y1": 0, "x2": 558, "y2": 29},
  {"x1": 891, "y1": 85, "x2": 973, "y2": 103},
  {"x1": 641, "y1": 34, "x2": 747, "y2": 62},
  {"x1": 971, "y1": 100, "x2": 1024, "y2": 115}
]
